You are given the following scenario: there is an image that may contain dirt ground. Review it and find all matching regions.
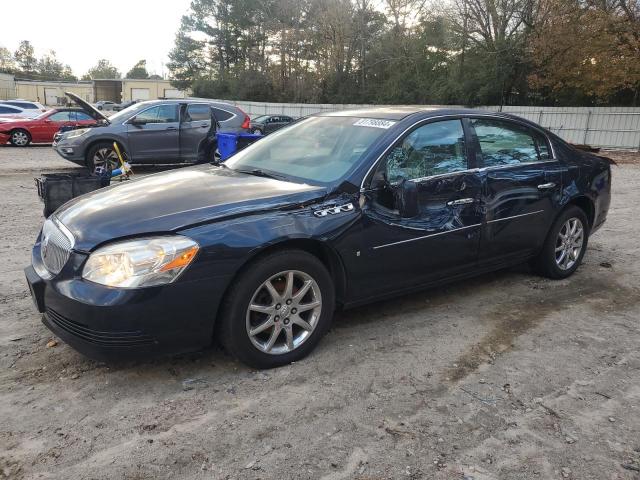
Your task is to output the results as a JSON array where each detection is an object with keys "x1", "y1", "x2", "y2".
[{"x1": 0, "y1": 145, "x2": 639, "y2": 480}]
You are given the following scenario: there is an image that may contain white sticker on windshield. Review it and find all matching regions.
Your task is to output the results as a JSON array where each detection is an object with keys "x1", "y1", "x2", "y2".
[{"x1": 353, "y1": 118, "x2": 396, "y2": 129}]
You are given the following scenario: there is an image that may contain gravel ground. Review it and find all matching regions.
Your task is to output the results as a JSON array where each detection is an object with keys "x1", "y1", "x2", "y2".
[{"x1": 0, "y1": 145, "x2": 639, "y2": 480}]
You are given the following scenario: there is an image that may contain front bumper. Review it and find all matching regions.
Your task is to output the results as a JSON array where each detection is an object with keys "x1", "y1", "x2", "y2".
[
  {"x1": 25, "y1": 242, "x2": 229, "y2": 361},
  {"x1": 53, "y1": 140, "x2": 85, "y2": 164}
]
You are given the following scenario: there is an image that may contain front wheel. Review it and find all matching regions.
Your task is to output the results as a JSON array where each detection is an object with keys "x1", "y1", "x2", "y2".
[
  {"x1": 10, "y1": 129, "x2": 31, "y2": 147},
  {"x1": 532, "y1": 205, "x2": 589, "y2": 279},
  {"x1": 87, "y1": 142, "x2": 125, "y2": 174},
  {"x1": 218, "y1": 250, "x2": 335, "y2": 368}
]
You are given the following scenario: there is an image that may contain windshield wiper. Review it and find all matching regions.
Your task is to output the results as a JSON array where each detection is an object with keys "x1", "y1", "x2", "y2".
[{"x1": 233, "y1": 168, "x2": 288, "y2": 181}]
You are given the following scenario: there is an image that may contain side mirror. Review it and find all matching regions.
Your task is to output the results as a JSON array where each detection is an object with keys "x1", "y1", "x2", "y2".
[
  {"x1": 395, "y1": 179, "x2": 419, "y2": 218},
  {"x1": 129, "y1": 117, "x2": 147, "y2": 126}
]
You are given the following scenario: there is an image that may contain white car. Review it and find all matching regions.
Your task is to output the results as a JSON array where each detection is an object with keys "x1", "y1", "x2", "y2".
[
  {"x1": 0, "y1": 104, "x2": 28, "y2": 118},
  {"x1": 0, "y1": 100, "x2": 46, "y2": 118}
]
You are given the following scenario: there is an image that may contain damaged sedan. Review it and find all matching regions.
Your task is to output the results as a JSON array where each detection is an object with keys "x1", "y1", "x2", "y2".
[{"x1": 25, "y1": 107, "x2": 612, "y2": 368}]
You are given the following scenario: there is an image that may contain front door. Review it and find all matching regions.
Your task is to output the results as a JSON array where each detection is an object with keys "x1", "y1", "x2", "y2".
[
  {"x1": 180, "y1": 103, "x2": 212, "y2": 163},
  {"x1": 469, "y1": 117, "x2": 563, "y2": 264},
  {"x1": 356, "y1": 118, "x2": 483, "y2": 298},
  {"x1": 126, "y1": 104, "x2": 180, "y2": 162},
  {"x1": 33, "y1": 111, "x2": 76, "y2": 142}
]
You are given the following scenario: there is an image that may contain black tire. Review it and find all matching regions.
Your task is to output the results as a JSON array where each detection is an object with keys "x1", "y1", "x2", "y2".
[
  {"x1": 532, "y1": 205, "x2": 590, "y2": 279},
  {"x1": 86, "y1": 141, "x2": 125, "y2": 174},
  {"x1": 218, "y1": 250, "x2": 335, "y2": 369},
  {"x1": 9, "y1": 129, "x2": 31, "y2": 147}
]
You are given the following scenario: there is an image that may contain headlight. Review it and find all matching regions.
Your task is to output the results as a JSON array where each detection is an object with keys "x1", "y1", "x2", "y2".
[
  {"x1": 82, "y1": 236, "x2": 199, "y2": 288},
  {"x1": 65, "y1": 128, "x2": 91, "y2": 139}
]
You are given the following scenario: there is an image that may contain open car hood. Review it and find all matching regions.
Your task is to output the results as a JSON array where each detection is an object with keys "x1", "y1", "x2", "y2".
[{"x1": 65, "y1": 91, "x2": 110, "y2": 123}]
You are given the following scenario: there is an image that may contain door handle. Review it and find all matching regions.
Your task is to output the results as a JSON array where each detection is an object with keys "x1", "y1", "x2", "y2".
[
  {"x1": 166, "y1": 126, "x2": 177, "y2": 130},
  {"x1": 537, "y1": 182, "x2": 556, "y2": 190},
  {"x1": 200, "y1": 123, "x2": 209, "y2": 128},
  {"x1": 447, "y1": 198, "x2": 475, "y2": 206}
]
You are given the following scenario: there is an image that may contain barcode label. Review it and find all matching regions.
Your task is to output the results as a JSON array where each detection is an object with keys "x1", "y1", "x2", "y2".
[{"x1": 353, "y1": 118, "x2": 396, "y2": 129}]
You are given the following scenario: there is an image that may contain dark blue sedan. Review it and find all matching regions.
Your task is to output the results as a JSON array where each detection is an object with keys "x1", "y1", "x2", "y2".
[{"x1": 25, "y1": 107, "x2": 612, "y2": 368}]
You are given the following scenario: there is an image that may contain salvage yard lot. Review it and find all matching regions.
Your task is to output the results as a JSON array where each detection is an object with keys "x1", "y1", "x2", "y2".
[{"x1": 0, "y1": 146, "x2": 639, "y2": 479}]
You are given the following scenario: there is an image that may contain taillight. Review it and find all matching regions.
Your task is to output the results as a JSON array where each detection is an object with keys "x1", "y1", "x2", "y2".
[{"x1": 239, "y1": 109, "x2": 250, "y2": 129}]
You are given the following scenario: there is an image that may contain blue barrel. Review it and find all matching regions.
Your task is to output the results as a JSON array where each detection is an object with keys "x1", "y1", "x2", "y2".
[{"x1": 216, "y1": 132, "x2": 238, "y2": 160}]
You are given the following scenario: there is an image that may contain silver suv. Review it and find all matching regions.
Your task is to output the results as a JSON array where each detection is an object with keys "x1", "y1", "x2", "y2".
[{"x1": 54, "y1": 93, "x2": 250, "y2": 171}]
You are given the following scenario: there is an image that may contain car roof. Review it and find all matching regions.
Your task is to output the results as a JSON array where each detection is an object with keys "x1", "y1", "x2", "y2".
[
  {"x1": 50, "y1": 108, "x2": 90, "y2": 112},
  {"x1": 318, "y1": 106, "x2": 491, "y2": 120},
  {"x1": 133, "y1": 98, "x2": 238, "y2": 108}
]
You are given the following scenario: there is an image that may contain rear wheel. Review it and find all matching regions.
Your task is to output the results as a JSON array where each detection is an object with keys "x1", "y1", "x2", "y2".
[
  {"x1": 532, "y1": 205, "x2": 589, "y2": 279},
  {"x1": 10, "y1": 129, "x2": 31, "y2": 147},
  {"x1": 218, "y1": 250, "x2": 335, "y2": 368},
  {"x1": 252, "y1": 128, "x2": 263, "y2": 135},
  {"x1": 87, "y1": 142, "x2": 125, "y2": 174}
]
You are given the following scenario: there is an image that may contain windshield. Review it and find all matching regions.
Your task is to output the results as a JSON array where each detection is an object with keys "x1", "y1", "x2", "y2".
[
  {"x1": 225, "y1": 116, "x2": 393, "y2": 184},
  {"x1": 108, "y1": 102, "x2": 148, "y2": 123}
]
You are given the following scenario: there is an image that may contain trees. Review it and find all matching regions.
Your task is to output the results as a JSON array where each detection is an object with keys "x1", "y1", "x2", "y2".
[
  {"x1": 14, "y1": 40, "x2": 37, "y2": 74},
  {"x1": 36, "y1": 50, "x2": 76, "y2": 81},
  {"x1": 126, "y1": 60, "x2": 150, "y2": 79},
  {"x1": 168, "y1": 0, "x2": 640, "y2": 105},
  {"x1": 0, "y1": 47, "x2": 16, "y2": 73},
  {"x1": 528, "y1": 0, "x2": 640, "y2": 104},
  {"x1": 82, "y1": 59, "x2": 120, "y2": 80}
]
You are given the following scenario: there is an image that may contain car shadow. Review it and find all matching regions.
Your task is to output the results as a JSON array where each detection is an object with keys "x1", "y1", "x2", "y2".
[{"x1": 94, "y1": 264, "x2": 533, "y2": 377}]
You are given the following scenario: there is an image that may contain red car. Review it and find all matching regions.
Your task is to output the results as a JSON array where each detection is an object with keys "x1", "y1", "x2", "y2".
[{"x1": 0, "y1": 108, "x2": 98, "y2": 147}]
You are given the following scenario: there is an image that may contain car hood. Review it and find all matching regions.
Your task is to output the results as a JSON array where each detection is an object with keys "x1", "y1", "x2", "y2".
[
  {"x1": 65, "y1": 91, "x2": 110, "y2": 122},
  {"x1": 55, "y1": 164, "x2": 326, "y2": 251}
]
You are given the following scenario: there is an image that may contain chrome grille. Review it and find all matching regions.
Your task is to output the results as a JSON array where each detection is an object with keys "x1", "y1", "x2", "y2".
[{"x1": 40, "y1": 218, "x2": 73, "y2": 275}]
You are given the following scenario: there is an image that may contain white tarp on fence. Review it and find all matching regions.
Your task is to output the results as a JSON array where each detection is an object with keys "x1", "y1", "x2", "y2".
[{"x1": 212, "y1": 99, "x2": 640, "y2": 150}]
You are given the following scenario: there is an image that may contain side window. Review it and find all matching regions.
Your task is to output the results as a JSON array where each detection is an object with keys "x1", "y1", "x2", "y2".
[
  {"x1": 471, "y1": 118, "x2": 551, "y2": 167},
  {"x1": 135, "y1": 105, "x2": 178, "y2": 123},
  {"x1": 211, "y1": 108, "x2": 233, "y2": 122},
  {"x1": 384, "y1": 119, "x2": 467, "y2": 183},
  {"x1": 48, "y1": 111, "x2": 73, "y2": 122},
  {"x1": 74, "y1": 112, "x2": 93, "y2": 121},
  {"x1": 186, "y1": 104, "x2": 210, "y2": 121},
  {"x1": 9, "y1": 102, "x2": 35, "y2": 109},
  {"x1": 0, "y1": 106, "x2": 16, "y2": 113}
]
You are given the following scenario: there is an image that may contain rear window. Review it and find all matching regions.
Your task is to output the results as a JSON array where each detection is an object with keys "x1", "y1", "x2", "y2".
[
  {"x1": 5, "y1": 102, "x2": 36, "y2": 109},
  {"x1": 186, "y1": 104, "x2": 210, "y2": 121},
  {"x1": 212, "y1": 108, "x2": 233, "y2": 122}
]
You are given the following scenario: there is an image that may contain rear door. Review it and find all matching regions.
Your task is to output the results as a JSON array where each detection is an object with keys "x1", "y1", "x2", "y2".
[
  {"x1": 265, "y1": 116, "x2": 280, "y2": 133},
  {"x1": 469, "y1": 117, "x2": 562, "y2": 264},
  {"x1": 126, "y1": 104, "x2": 180, "y2": 162},
  {"x1": 180, "y1": 103, "x2": 211, "y2": 162}
]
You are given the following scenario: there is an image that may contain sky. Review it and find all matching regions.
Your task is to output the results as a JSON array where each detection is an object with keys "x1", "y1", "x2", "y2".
[{"x1": 1, "y1": 0, "x2": 193, "y2": 78}]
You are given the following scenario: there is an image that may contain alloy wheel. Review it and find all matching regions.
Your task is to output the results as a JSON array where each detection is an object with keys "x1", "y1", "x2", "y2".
[
  {"x1": 93, "y1": 148, "x2": 120, "y2": 173},
  {"x1": 246, "y1": 270, "x2": 322, "y2": 355},
  {"x1": 11, "y1": 131, "x2": 29, "y2": 146},
  {"x1": 555, "y1": 217, "x2": 584, "y2": 270}
]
